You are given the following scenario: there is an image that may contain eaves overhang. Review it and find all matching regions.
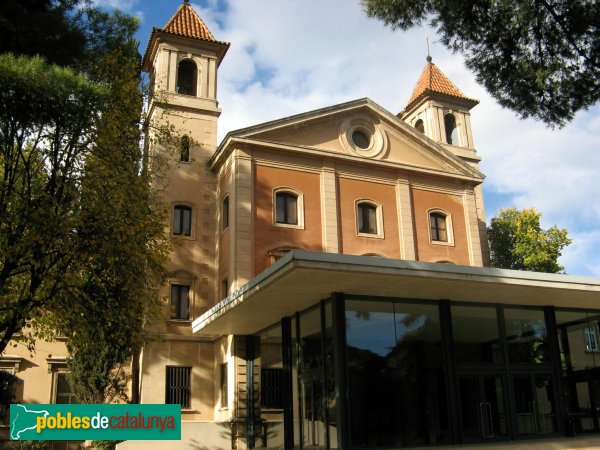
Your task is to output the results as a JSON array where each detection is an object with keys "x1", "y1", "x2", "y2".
[{"x1": 192, "y1": 251, "x2": 600, "y2": 337}]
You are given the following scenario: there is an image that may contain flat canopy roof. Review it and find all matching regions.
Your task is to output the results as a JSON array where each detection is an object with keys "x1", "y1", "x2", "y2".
[{"x1": 192, "y1": 251, "x2": 600, "y2": 336}]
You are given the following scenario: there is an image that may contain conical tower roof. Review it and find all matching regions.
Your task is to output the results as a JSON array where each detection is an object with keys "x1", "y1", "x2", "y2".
[
  {"x1": 142, "y1": 0, "x2": 229, "y2": 72},
  {"x1": 403, "y1": 57, "x2": 478, "y2": 113},
  {"x1": 162, "y1": 0, "x2": 217, "y2": 42}
]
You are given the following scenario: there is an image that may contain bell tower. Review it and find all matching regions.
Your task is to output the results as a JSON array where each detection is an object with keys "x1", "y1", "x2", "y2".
[
  {"x1": 400, "y1": 57, "x2": 490, "y2": 265},
  {"x1": 137, "y1": 0, "x2": 230, "y2": 414}
]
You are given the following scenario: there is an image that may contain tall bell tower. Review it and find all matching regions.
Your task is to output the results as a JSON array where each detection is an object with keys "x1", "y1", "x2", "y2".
[
  {"x1": 400, "y1": 57, "x2": 490, "y2": 265},
  {"x1": 138, "y1": 0, "x2": 230, "y2": 414}
]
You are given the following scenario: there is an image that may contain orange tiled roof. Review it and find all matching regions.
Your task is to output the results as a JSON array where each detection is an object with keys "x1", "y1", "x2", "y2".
[
  {"x1": 162, "y1": 0, "x2": 216, "y2": 42},
  {"x1": 405, "y1": 59, "x2": 477, "y2": 109}
]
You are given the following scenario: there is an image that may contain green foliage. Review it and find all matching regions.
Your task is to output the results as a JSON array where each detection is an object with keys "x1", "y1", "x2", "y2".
[
  {"x1": 0, "y1": 53, "x2": 108, "y2": 352},
  {"x1": 487, "y1": 208, "x2": 572, "y2": 273},
  {"x1": 92, "y1": 441, "x2": 122, "y2": 450},
  {"x1": 362, "y1": 0, "x2": 600, "y2": 127},
  {"x1": 0, "y1": 5, "x2": 170, "y2": 408}
]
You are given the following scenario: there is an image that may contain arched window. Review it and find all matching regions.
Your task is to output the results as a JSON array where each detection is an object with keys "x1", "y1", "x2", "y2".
[
  {"x1": 222, "y1": 195, "x2": 229, "y2": 230},
  {"x1": 176, "y1": 60, "x2": 197, "y2": 96},
  {"x1": 173, "y1": 205, "x2": 192, "y2": 236},
  {"x1": 275, "y1": 191, "x2": 298, "y2": 225},
  {"x1": 415, "y1": 119, "x2": 425, "y2": 134},
  {"x1": 357, "y1": 201, "x2": 378, "y2": 235},
  {"x1": 444, "y1": 114, "x2": 458, "y2": 145},
  {"x1": 180, "y1": 135, "x2": 190, "y2": 162},
  {"x1": 429, "y1": 211, "x2": 449, "y2": 242}
]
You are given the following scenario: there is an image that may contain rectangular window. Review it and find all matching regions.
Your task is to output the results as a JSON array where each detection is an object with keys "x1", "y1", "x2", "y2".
[
  {"x1": 357, "y1": 202, "x2": 377, "y2": 234},
  {"x1": 275, "y1": 192, "x2": 298, "y2": 225},
  {"x1": 584, "y1": 327, "x2": 599, "y2": 352},
  {"x1": 430, "y1": 213, "x2": 448, "y2": 242},
  {"x1": 221, "y1": 278, "x2": 228, "y2": 298},
  {"x1": 0, "y1": 369, "x2": 19, "y2": 425},
  {"x1": 170, "y1": 284, "x2": 190, "y2": 320},
  {"x1": 173, "y1": 205, "x2": 192, "y2": 236},
  {"x1": 261, "y1": 368, "x2": 283, "y2": 409},
  {"x1": 222, "y1": 196, "x2": 229, "y2": 230},
  {"x1": 55, "y1": 373, "x2": 78, "y2": 404},
  {"x1": 166, "y1": 366, "x2": 191, "y2": 409},
  {"x1": 220, "y1": 363, "x2": 228, "y2": 407}
]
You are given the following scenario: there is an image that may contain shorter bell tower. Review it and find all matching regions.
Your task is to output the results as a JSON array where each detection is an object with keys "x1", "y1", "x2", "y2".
[{"x1": 400, "y1": 57, "x2": 490, "y2": 265}]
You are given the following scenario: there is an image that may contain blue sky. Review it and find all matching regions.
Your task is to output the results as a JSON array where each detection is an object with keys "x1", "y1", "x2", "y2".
[{"x1": 100, "y1": 0, "x2": 600, "y2": 277}]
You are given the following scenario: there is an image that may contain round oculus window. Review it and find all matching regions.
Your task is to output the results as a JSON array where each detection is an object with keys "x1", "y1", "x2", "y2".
[{"x1": 351, "y1": 130, "x2": 371, "y2": 149}]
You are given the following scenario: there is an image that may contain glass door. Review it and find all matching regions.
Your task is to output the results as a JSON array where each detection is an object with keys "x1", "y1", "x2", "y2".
[
  {"x1": 513, "y1": 373, "x2": 558, "y2": 437},
  {"x1": 458, "y1": 373, "x2": 508, "y2": 442},
  {"x1": 300, "y1": 374, "x2": 326, "y2": 449}
]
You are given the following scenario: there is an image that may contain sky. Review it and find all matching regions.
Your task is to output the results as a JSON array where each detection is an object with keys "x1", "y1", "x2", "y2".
[{"x1": 99, "y1": 0, "x2": 600, "y2": 277}]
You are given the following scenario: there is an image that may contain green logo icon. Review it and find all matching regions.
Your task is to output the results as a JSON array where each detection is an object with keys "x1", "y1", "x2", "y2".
[{"x1": 10, "y1": 404, "x2": 181, "y2": 441}]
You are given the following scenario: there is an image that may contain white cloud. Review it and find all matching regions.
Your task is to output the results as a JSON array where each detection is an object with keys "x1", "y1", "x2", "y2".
[{"x1": 190, "y1": 0, "x2": 600, "y2": 276}]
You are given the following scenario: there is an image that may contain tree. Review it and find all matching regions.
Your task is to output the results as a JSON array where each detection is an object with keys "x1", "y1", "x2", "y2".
[
  {"x1": 0, "y1": 53, "x2": 108, "y2": 353},
  {"x1": 0, "y1": 6, "x2": 169, "y2": 368},
  {"x1": 362, "y1": 0, "x2": 600, "y2": 127},
  {"x1": 487, "y1": 208, "x2": 571, "y2": 273}
]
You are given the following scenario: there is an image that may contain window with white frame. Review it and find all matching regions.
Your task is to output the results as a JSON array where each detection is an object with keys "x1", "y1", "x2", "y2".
[
  {"x1": 428, "y1": 210, "x2": 453, "y2": 245},
  {"x1": 356, "y1": 201, "x2": 382, "y2": 237},
  {"x1": 274, "y1": 189, "x2": 304, "y2": 229},
  {"x1": 584, "y1": 326, "x2": 599, "y2": 352}
]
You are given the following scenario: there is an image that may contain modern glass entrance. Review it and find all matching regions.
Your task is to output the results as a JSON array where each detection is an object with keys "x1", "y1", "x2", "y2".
[
  {"x1": 458, "y1": 372, "x2": 508, "y2": 441},
  {"x1": 254, "y1": 296, "x2": 600, "y2": 449}
]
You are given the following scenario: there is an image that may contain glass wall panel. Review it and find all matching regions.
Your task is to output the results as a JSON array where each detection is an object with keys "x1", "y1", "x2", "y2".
[
  {"x1": 555, "y1": 309, "x2": 600, "y2": 434},
  {"x1": 291, "y1": 316, "x2": 300, "y2": 448},
  {"x1": 346, "y1": 298, "x2": 449, "y2": 447},
  {"x1": 556, "y1": 310, "x2": 600, "y2": 371},
  {"x1": 452, "y1": 305, "x2": 502, "y2": 363},
  {"x1": 325, "y1": 301, "x2": 338, "y2": 449},
  {"x1": 504, "y1": 307, "x2": 550, "y2": 364},
  {"x1": 299, "y1": 306, "x2": 327, "y2": 448}
]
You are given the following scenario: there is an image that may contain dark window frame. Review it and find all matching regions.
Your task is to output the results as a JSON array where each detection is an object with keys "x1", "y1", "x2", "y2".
[
  {"x1": 166, "y1": 366, "x2": 191, "y2": 409},
  {"x1": 275, "y1": 191, "x2": 298, "y2": 225},
  {"x1": 170, "y1": 284, "x2": 190, "y2": 320},
  {"x1": 430, "y1": 212, "x2": 448, "y2": 242},
  {"x1": 173, "y1": 205, "x2": 192, "y2": 236},
  {"x1": 220, "y1": 363, "x2": 228, "y2": 407},
  {"x1": 261, "y1": 367, "x2": 284, "y2": 409},
  {"x1": 222, "y1": 196, "x2": 229, "y2": 230},
  {"x1": 357, "y1": 201, "x2": 378, "y2": 235}
]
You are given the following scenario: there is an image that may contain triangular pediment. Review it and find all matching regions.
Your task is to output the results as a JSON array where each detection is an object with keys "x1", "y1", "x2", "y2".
[{"x1": 215, "y1": 99, "x2": 483, "y2": 180}]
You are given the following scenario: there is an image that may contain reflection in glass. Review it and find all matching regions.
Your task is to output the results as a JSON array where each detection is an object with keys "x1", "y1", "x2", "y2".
[
  {"x1": 299, "y1": 306, "x2": 327, "y2": 448},
  {"x1": 556, "y1": 310, "x2": 600, "y2": 371},
  {"x1": 504, "y1": 308, "x2": 549, "y2": 364},
  {"x1": 452, "y1": 305, "x2": 501, "y2": 363},
  {"x1": 555, "y1": 309, "x2": 600, "y2": 434},
  {"x1": 346, "y1": 298, "x2": 449, "y2": 447}
]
